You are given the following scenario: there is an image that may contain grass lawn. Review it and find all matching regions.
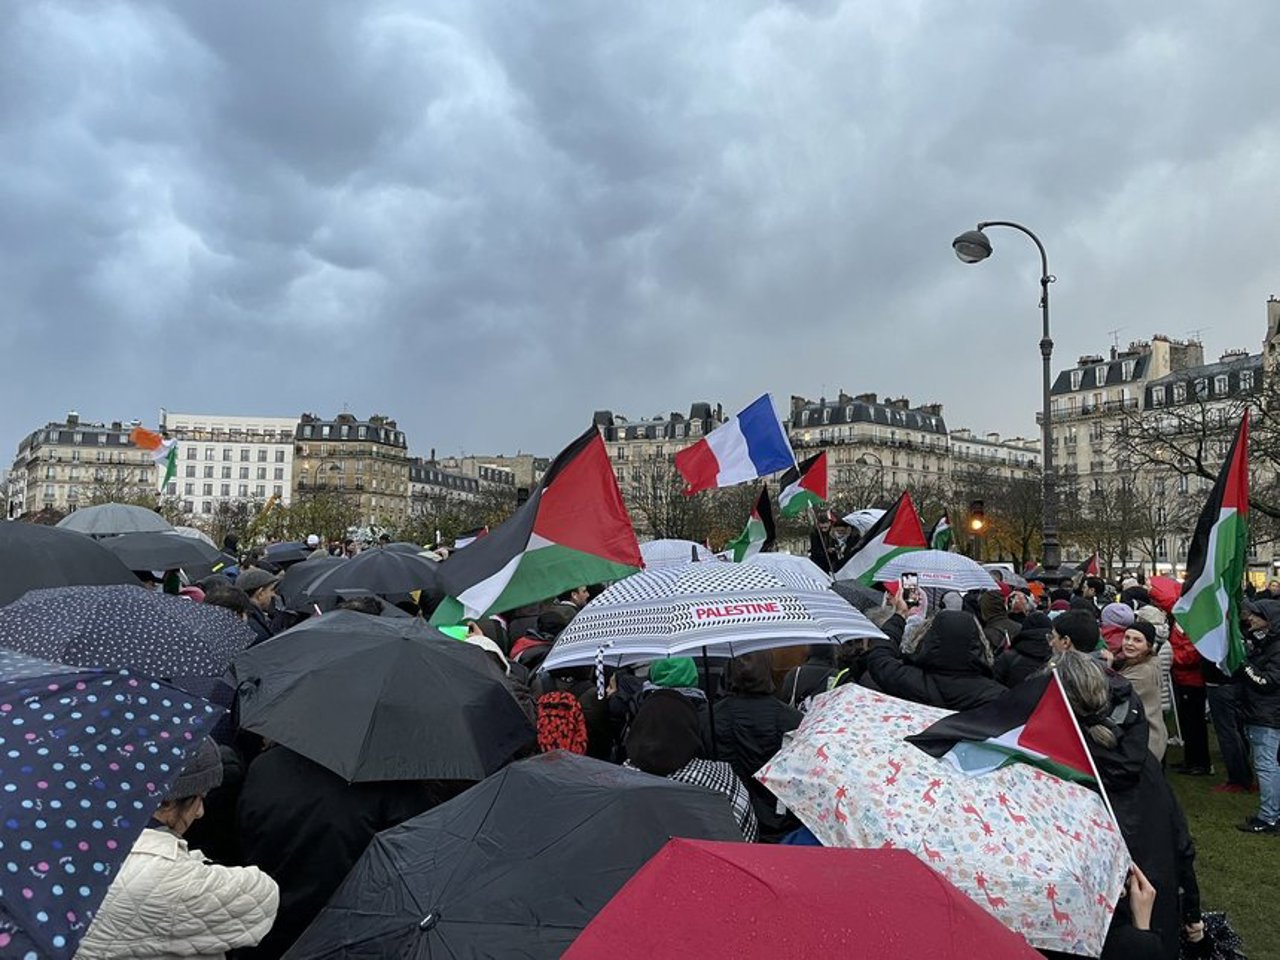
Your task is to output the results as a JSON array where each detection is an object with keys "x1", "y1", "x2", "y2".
[{"x1": 1166, "y1": 743, "x2": 1280, "y2": 960}]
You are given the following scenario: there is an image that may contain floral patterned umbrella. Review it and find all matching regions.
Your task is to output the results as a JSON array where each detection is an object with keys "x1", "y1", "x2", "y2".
[{"x1": 757, "y1": 685, "x2": 1129, "y2": 957}]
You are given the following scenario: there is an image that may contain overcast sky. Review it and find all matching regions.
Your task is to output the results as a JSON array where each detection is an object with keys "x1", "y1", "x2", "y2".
[{"x1": 2, "y1": 0, "x2": 1276, "y2": 463}]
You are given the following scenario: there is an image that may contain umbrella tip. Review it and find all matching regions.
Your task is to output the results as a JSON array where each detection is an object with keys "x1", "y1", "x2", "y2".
[{"x1": 418, "y1": 910, "x2": 441, "y2": 932}]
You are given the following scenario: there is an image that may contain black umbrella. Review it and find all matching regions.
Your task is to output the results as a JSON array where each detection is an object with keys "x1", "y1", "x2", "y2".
[
  {"x1": 264, "y1": 540, "x2": 313, "y2": 566},
  {"x1": 0, "y1": 521, "x2": 139, "y2": 606},
  {"x1": 382, "y1": 541, "x2": 429, "y2": 554},
  {"x1": 0, "y1": 584, "x2": 256, "y2": 681},
  {"x1": 831, "y1": 579, "x2": 886, "y2": 613},
  {"x1": 232, "y1": 611, "x2": 533, "y2": 782},
  {"x1": 299, "y1": 547, "x2": 442, "y2": 606},
  {"x1": 98, "y1": 530, "x2": 222, "y2": 572},
  {"x1": 277, "y1": 554, "x2": 346, "y2": 610},
  {"x1": 284, "y1": 752, "x2": 744, "y2": 959}
]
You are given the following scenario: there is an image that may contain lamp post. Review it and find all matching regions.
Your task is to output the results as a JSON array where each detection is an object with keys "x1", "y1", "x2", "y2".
[
  {"x1": 856, "y1": 452, "x2": 885, "y2": 506},
  {"x1": 309, "y1": 461, "x2": 342, "y2": 490},
  {"x1": 952, "y1": 221, "x2": 1061, "y2": 576}
]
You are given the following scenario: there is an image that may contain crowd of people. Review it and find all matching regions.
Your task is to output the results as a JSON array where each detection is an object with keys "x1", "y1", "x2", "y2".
[{"x1": 68, "y1": 529, "x2": 1276, "y2": 960}]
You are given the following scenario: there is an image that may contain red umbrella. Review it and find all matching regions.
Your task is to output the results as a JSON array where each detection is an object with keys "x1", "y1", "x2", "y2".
[
  {"x1": 564, "y1": 840, "x2": 1040, "y2": 959},
  {"x1": 1147, "y1": 575, "x2": 1181, "y2": 613}
]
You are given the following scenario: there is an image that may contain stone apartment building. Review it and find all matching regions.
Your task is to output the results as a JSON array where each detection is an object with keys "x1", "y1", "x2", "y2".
[
  {"x1": 159, "y1": 411, "x2": 299, "y2": 517},
  {"x1": 6, "y1": 412, "x2": 156, "y2": 519},
  {"x1": 408, "y1": 457, "x2": 481, "y2": 515},
  {"x1": 294, "y1": 413, "x2": 411, "y2": 527},
  {"x1": 594, "y1": 403, "x2": 727, "y2": 490}
]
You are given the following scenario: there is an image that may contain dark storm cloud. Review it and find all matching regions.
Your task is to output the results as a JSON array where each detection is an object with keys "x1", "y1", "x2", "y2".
[{"x1": 1, "y1": 0, "x2": 1277, "y2": 462}]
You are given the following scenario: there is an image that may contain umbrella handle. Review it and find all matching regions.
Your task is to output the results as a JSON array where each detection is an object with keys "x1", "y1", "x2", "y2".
[{"x1": 595, "y1": 641, "x2": 613, "y2": 701}]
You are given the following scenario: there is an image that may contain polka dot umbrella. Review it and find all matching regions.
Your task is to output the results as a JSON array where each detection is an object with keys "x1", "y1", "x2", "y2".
[
  {"x1": 0, "y1": 648, "x2": 221, "y2": 960},
  {"x1": 0, "y1": 585, "x2": 255, "y2": 688}
]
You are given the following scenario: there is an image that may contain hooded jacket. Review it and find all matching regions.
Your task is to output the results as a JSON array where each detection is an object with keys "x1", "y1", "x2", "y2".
[
  {"x1": 75, "y1": 828, "x2": 278, "y2": 960},
  {"x1": 1088, "y1": 675, "x2": 1199, "y2": 960},
  {"x1": 1242, "y1": 599, "x2": 1280, "y2": 729},
  {"x1": 977, "y1": 591, "x2": 1021, "y2": 655},
  {"x1": 863, "y1": 611, "x2": 1006, "y2": 710},
  {"x1": 993, "y1": 613, "x2": 1053, "y2": 687}
]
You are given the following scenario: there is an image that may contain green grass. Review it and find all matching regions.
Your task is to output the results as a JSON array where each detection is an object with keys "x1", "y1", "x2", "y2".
[{"x1": 1166, "y1": 742, "x2": 1280, "y2": 960}]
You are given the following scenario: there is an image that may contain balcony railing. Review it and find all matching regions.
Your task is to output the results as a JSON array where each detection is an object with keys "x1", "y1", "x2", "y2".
[{"x1": 1038, "y1": 397, "x2": 1138, "y2": 424}]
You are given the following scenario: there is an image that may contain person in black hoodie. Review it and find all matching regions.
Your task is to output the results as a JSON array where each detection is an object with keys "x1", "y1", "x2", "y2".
[
  {"x1": 1239, "y1": 599, "x2": 1280, "y2": 833},
  {"x1": 862, "y1": 610, "x2": 1006, "y2": 710},
  {"x1": 993, "y1": 611, "x2": 1053, "y2": 686},
  {"x1": 1055, "y1": 652, "x2": 1202, "y2": 959},
  {"x1": 713, "y1": 652, "x2": 804, "y2": 841}
]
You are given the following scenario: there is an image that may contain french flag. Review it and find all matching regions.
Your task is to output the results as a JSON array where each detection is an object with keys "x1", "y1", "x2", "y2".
[{"x1": 675, "y1": 394, "x2": 796, "y2": 495}]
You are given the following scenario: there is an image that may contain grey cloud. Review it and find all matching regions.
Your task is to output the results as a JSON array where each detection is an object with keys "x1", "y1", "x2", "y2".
[{"x1": 1, "y1": 0, "x2": 1278, "y2": 463}]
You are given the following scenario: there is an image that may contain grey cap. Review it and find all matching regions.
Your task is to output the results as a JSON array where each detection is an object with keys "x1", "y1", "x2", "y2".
[
  {"x1": 236, "y1": 568, "x2": 280, "y2": 594},
  {"x1": 165, "y1": 737, "x2": 223, "y2": 801}
]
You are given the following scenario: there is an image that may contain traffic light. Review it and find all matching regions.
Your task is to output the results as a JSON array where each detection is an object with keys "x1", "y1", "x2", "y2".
[{"x1": 968, "y1": 499, "x2": 986, "y2": 534}]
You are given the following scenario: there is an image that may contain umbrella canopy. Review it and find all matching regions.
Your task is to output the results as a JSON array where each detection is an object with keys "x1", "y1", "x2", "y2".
[
  {"x1": 984, "y1": 564, "x2": 1030, "y2": 589},
  {"x1": 541, "y1": 562, "x2": 886, "y2": 671},
  {"x1": 872, "y1": 549, "x2": 999, "y2": 592},
  {"x1": 639, "y1": 538, "x2": 714, "y2": 567},
  {"x1": 299, "y1": 547, "x2": 442, "y2": 605},
  {"x1": 262, "y1": 540, "x2": 312, "y2": 566},
  {"x1": 566, "y1": 840, "x2": 1041, "y2": 960},
  {"x1": 283, "y1": 752, "x2": 744, "y2": 960},
  {"x1": 757, "y1": 685, "x2": 1129, "y2": 957},
  {"x1": 0, "y1": 648, "x2": 221, "y2": 960},
  {"x1": 98, "y1": 531, "x2": 222, "y2": 572},
  {"x1": 56, "y1": 503, "x2": 173, "y2": 537},
  {"x1": 172, "y1": 525, "x2": 217, "y2": 547},
  {"x1": 277, "y1": 554, "x2": 346, "y2": 610},
  {"x1": 843, "y1": 508, "x2": 885, "y2": 534},
  {"x1": 745, "y1": 551, "x2": 831, "y2": 582},
  {"x1": 0, "y1": 584, "x2": 255, "y2": 682},
  {"x1": 381, "y1": 541, "x2": 429, "y2": 555},
  {"x1": 830, "y1": 579, "x2": 885, "y2": 613},
  {"x1": 232, "y1": 611, "x2": 534, "y2": 782},
  {"x1": 1027, "y1": 563, "x2": 1080, "y2": 584},
  {"x1": 0, "y1": 522, "x2": 139, "y2": 606}
]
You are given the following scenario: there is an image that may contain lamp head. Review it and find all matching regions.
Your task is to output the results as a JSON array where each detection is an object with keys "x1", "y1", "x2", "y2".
[{"x1": 952, "y1": 229, "x2": 992, "y2": 264}]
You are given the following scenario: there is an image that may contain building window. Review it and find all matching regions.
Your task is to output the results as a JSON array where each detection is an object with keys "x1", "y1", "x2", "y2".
[
  {"x1": 258, "y1": 449, "x2": 268, "y2": 462},
  {"x1": 184, "y1": 483, "x2": 194, "y2": 495},
  {"x1": 255, "y1": 484, "x2": 266, "y2": 497},
  {"x1": 201, "y1": 502, "x2": 212, "y2": 514},
  {"x1": 1151, "y1": 386, "x2": 1165, "y2": 407},
  {"x1": 275, "y1": 449, "x2": 285, "y2": 463},
  {"x1": 239, "y1": 467, "x2": 250, "y2": 480},
  {"x1": 1122, "y1": 359, "x2": 1135, "y2": 379},
  {"x1": 1070, "y1": 370, "x2": 1082, "y2": 390},
  {"x1": 274, "y1": 468, "x2": 284, "y2": 480},
  {"x1": 97, "y1": 433, "x2": 107, "y2": 445},
  {"x1": 219, "y1": 466, "x2": 229, "y2": 479},
  {"x1": 257, "y1": 467, "x2": 267, "y2": 480},
  {"x1": 321, "y1": 425, "x2": 331, "y2": 439},
  {"x1": 357, "y1": 426, "x2": 367, "y2": 439},
  {"x1": 238, "y1": 484, "x2": 249, "y2": 498},
  {"x1": 1193, "y1": 378, "x2": 1208, "y2": 398},
  {"x1": 1214, "y1": 375, "x2": 1229, "y2": 395},
  {"x1": 182, "y1": 500, "x2": 193, "y2": 513},
  {"x1": 273, "y1": 484, "x2": 283, "y2": 498},
  {"x1": 202, "y1": 483, "x2": 213, "y2": 496},
  {"x1": 1173, "y1": 383, "x2": 1186, "y2": 403},
  {"x1": 187, "y1": 447, "x2": 197, "y2": 460},
  {"x1": 222, "y1": 448, "x2": 233, "y2": 461},
  {"x1": 240, "y1": 449, "x2": 251, "y2": 461},
  {"x1": 220, "y1": 483, "x2": 230, "y2": 497}
]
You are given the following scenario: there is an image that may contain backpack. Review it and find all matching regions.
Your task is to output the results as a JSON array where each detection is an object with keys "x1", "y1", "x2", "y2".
[{"x1": 536, "y1": 691, "x2": 588, "y2": 755}]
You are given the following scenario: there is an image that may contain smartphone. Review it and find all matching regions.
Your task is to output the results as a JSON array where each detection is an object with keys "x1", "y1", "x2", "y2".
[{"x1": 901, "y1": 572, "x2": 921, "y2": 608}]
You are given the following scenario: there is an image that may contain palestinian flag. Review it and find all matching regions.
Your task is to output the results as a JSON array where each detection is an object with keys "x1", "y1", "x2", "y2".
[
  {"x1": 928, "y1": 513, "x2": 953, "y2": 551},
  {"x1": 726, "y1": 485, "x2": 776, "y2": 562},
  {"x1": 778, "y1": 453, "x2": 828, "y2": 519},
  {"x1": 1173, "y1": 413, "x2": 1250, "y2": 673},
  {"x1": 453, "y1": 526, "x2": 488, "y2": 550},
  {"x1": 130, "y1": 426, "x2": 177, "y2": 490},
  {"x1": 1081, "y1": 553, "x2": 1100, "y2": 578},
  {"x1": 907, "y1": 671, "x2": 1098, "y2": 786},
  {"x1": 431, "y1": 426, "x2": 643, "y2": 623},
  {"x1": 833, "y1": 491, "x2": 926, "y2": 585}
]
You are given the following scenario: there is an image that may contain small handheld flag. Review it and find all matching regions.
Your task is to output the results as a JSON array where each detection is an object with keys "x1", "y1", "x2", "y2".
[
  {"x1": 726, "y1": 485, "x2": 776, "y2": 562},
  {"x1": 834, "y1": 491, "x2": 927, "y2": 585},
  {"x1": 928, "y1": 513, "x2": 953, "y2": 551},
  {"x1": 778, "y1": 453, "x2": 828, "y2": 519}
]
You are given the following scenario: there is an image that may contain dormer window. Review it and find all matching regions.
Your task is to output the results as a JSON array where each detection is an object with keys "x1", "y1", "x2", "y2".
[
  {"x1": 822, "y1": 408, "x2": 831, "y2": 424},
  {"x1": 1151, "y1": 386, "x2": 1165, "y2": 407},
  {"x1": 1214, "y1": 375, "x2": 1229, "y2": 395},
  {"x1": 1173, "y1": 383, "x2": 1186, "y2": 403},
  {"x1": 1094, "y1": 366, "x2": 1107, "y2": 386},
  {"x1": 1122, "y1": 359, "x2": 1135, "y2": 379}
]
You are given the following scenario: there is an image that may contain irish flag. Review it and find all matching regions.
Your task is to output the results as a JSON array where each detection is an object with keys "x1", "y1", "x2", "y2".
[
  {"x1": 928, "y1": 513, "x2": 953, "y2": 551},
  {"x1": 726, "y1": 486, "x2": 776, "y2": 562},
  {"x1": 130, "y1": 427, "x2": 178, "y2": 490},
  {"x1": 431, "y1": 426, "x2": 643, "y2": 622},
  {"x1": 833, "y1": 491, "x2": 927, "y2": 585},
  {"x1": 1173, "y1": 413, "x2": 1250, "y2": 673},
  {"x1": 675, "y1": 394, "x2": 795, "y2": 495},
  {"x1": 777, "y1": 453, "x2": 828, "y2": 519},
  {"x1": 907, "y1": 671, "x2": 1098, "y2": 787}
]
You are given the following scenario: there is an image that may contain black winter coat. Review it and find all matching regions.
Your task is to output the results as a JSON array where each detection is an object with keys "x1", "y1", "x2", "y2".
[
  {"x1": 993, "y1": 615, "x2": 1053, "y2": 687},
  {"x1": 1242, "y1": 600, "x2": 1280, "y2": 728},
  {"x1": 713, "y1": 694, "x2": 803, "y2": 838},
  {"x1": 1090, "y1": 676, "x2": 1200, "y2": 960},
  {"x1": 236, "y1": 746, "x2": 448, "y2": 958},
  {"x1": 862, "y1": 611, "x2": 1006, "y2": 710}
]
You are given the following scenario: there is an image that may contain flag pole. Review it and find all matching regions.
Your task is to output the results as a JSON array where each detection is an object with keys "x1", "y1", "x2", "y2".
[{"x1": 1051, "y1": 666, "x2": 1123, "y2": 838}]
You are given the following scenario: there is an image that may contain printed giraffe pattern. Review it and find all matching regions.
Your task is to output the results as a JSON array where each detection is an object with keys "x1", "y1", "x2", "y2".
[{"x1": 755, "y1": 685, "x2": 1129, "y2": 957}]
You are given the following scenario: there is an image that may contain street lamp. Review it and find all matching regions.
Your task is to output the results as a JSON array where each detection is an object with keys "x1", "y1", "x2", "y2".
[
  {"x1": 856, "y1": 452, "x2": 885, "y2": 506},
  {"x1": 952, "y1": 221, "x2": 1061, "y2": 576},
  {"x1": 309, "y1": 461, "x2": 342, "y2": 489}
]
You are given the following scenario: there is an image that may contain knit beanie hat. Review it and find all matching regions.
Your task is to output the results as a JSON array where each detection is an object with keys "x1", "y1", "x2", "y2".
[
  {"x1": 165, "y1": 737, "x2": 223, "y2": 802},
  {"x1": 1127, "y1": 620, "x2": 1158, "y2": 648},
  {"x1": 648, "y1": 657, "x2": 699, "y2": 689},
  {"x1": 1100, "y1": 602, "x2": 1136, "y2": 629}
]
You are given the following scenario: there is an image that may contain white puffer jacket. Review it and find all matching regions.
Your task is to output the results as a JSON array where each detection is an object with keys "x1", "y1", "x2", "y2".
[{"x1": 75, "y1": 828, "x2": 279, "y2": 959}]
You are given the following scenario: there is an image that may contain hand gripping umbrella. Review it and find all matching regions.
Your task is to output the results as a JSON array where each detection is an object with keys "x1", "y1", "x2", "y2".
[
  {"x1": 540, "y1": 561, "x2": 885, "y2": 671},
  {"x1": 55, "y1": 503, "x2": 173, "y2": 538},
  {"x1": 0, "y1": 648, "x2": 221, "y2": 960},
  {"x1": 566, "y1": 841, "x2": 1041, "y2": 960},
  {"x1": 756, "y1": 685, "x2": 1129, "y2": 957},
  {"x1": 232, "y1": 612, "x2": 533, "y2": 782},
  {"x1": 0, "y1": 584, "x2": 255, "y2": 685},
  {"x1": 0, "y1": 523, "x2": 138, "y2": 607},
  {"x1": 283, "y1": 752, "x2": 744, "y2": 960}
]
